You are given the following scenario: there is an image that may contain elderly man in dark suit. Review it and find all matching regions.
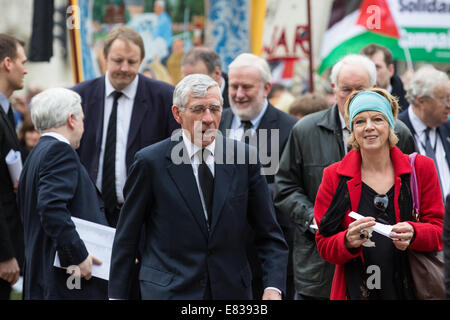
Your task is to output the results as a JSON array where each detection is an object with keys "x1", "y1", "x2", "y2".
[
  {"x1": 0, "y1": 33, "x2": 26, "y2": 300},
  {"x1": 109, "y1": 74, "x2": 288, "y2": 300},
  {"x1": 398, "y1": 65, "x2": 450, "y2": 209},
  {"x1": 218, "y1": 53, "x2": 298, "y2": 299},
  {"x1": 17, "y1": 88, "x2": 109, "y2": 299},
  {"x1": 71, "y1": 26, "x2": 179, "y2": 228}
]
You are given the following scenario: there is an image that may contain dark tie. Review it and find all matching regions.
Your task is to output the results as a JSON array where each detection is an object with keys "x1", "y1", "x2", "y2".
[
  {"x1": 198, "y1": 149, "x2": 214, "y2": 225},
  {"x1": 424, "y1": 127, "x2": 444, "y2": 196},
  {"x1": 241, "y1": 120, "x2": 253, "y2": 144},
  {"x1": 102, "y1": 91, "x2": 122, "y2": 225},
  {"x1": 7, "y1": 105, "x2": 16, "y2": 131}
]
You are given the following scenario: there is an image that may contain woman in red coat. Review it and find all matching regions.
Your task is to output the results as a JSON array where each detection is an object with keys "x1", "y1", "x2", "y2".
[{"x1": 314, "y1": 88, "x2": 444, "y2": 300}]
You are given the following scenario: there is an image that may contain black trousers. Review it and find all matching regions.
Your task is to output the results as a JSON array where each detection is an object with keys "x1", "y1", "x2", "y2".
[{"x1": 0, "y1": 279, "x2": 11, "y2": 300}]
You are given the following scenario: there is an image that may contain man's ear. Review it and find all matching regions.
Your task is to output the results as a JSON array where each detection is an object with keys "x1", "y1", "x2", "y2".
[
  {"x1": 388, "y1": 63, "x2": 395, "y2": 78},
  {"x1": 67, "y1": 113, "x2": 76, "y2": 130},
  {"x1": 171, "y1": 105, "x2": 183, "y2": 125},
  {"x1": 1, "y1": 57, "x2": 12, "y2": 72},
  {"x1": 212, "y1": 66, "x2": 222, "y2": 82},
  {"x1": 263, "y1": 82, "x2": 272, "y2": 98}
]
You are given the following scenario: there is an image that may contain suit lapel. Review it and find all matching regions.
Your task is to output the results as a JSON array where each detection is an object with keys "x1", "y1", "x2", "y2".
[
  {"x1": 218, "y1": 109, "x2": 234, "y2": 137},
  {"x1": 84, "y1": 77, "x2": 105, "y2": 167},
  {"x1": 257, "y1": 104, "x2": 277, "y2": 130},
  {"x1": 210, "y1": 135, "x2": 235, "y2": 234},
  {"x1": 0, "y1": 106, "x2": 17, "y2": 139},
  {"x1": 166, "y1": 138, "x2": 209, "y2": 238},
  {"x1": 438, "y1": 124, "x2": 450, "y2": 169},
  {"x1": 127, "y1": 75, "x2": 148, "y2": 154}
]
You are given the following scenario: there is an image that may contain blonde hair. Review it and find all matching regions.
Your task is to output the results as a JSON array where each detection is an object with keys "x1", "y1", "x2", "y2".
[{"x1": 344, "y1": 88, "x2": 399, "y2": 150}]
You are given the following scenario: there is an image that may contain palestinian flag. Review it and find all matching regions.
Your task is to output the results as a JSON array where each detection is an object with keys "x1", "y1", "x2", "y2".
[{"x1": 319, "y1": 0, "x2": 401, "y2": 74}]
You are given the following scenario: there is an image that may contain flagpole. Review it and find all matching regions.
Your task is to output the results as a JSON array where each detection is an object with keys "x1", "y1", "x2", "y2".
[
  {"x1": 68, "y1": 0, "x2": 83, "y2": 84},
  {"x1": 307, "y1": 0, "x2": 314, "y2": 92}
]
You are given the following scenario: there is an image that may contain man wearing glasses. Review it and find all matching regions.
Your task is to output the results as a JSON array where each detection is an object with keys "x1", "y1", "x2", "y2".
[
  {"x1": 109, "y1": 74, "x2": 288, "y2": 300},
  {"x1": 399, "y1": 65, "x2": 450, "y2": 210}
]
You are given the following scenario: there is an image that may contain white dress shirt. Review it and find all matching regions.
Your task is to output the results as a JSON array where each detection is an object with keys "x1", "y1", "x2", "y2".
[
  {"x1": 339, "y1": 112, "x2": 350, "y2": 154},
  {"x1": 96, "y1": 73, "x2": 139, "y2": 203},
  {"x1": 0, "y1": 92, "x2": 10, "y2": 115},
  {"x1": 408, "y1": 107, "x2": 450, "y2": 198},
  {"x1": 41, "y1": 132, "x2": 70, "y2": 145}
]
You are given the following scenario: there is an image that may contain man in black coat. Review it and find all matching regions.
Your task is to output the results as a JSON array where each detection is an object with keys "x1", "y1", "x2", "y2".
[
  {"x1": 0, "y1": 33, "x2": 27, "y2": 300},
  {"x1": 361, "y1": 44, "x2": 409, "y2": 111},
  {"x1": 17, "y1": 88, "x2": 109, "y2": 299}
]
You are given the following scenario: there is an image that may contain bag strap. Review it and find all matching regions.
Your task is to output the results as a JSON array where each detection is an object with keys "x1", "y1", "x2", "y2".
[{"x1": 408, "y1": 152, "x2": 419, "y2": 219}]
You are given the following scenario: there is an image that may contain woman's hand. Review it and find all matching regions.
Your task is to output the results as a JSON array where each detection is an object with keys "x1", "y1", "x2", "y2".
[
  {"x1": 390, "y1": 222, "x2": 415, "y2": 251},
  {"x1": 345, "y1": 217, "x2": 376, "y2": 249}
]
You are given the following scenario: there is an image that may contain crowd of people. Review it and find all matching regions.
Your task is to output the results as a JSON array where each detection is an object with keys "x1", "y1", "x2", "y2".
[{"x1": 0, "y1": 26, "x2": 449, "y2": 300}]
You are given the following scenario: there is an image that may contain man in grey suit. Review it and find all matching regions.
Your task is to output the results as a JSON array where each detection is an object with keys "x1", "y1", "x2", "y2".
[{"x1": 109, "y1": 74, "x2": 288, "y2": 300}]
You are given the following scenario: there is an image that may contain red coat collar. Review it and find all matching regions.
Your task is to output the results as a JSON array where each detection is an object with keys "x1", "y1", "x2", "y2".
[{"x1": 336, "y1": 146, "x2": 412, "y2": 179}]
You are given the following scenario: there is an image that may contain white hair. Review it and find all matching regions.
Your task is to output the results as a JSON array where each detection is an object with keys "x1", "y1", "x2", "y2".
[
  {"x1": 155, "y1": 0, "x2": 165, "y2": 9},
  {"x1": 228, "y1": 53, "x2": 272, "y2": 85},
  {"x1": 31, "y1": 88, "x2": 82, "y2": 132},
  {"x1": 173, "y1": 74, "x2": 222, "y2": 109},
  {"x1": 406, "y1": 65, "x2": 449, "y2": 105},
  {"x1": 330, "y1": 54, "x2": 377, "y2": 87}
]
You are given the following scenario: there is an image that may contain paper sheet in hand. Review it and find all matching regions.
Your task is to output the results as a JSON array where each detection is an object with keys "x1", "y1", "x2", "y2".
[
  {"x1": 349, "y1": 211, "x2": 393, "y2": 238},
  {"x1": 54, "y1": 217, "x2": 116, "y2": 280},
  {"x1": 5, "y1": 149, "x2": 22, "y2": 185}
]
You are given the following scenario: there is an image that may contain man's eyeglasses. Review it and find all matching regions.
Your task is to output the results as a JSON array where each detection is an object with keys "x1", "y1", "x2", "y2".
[
  {"x1": 433, "y1": 96, "x2": 450, "y2": 106},
  {"x1": 425, "y1": 95, "x2": 450, "y2": 106},
  {"x1": 187, "y1": 104, "x2": 222, "y2": 114}
]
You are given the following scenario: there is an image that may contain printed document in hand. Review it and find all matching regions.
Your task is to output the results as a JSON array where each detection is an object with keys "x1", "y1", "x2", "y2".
[
  {"x1": 54, "y1": 217, "x2": 116, "y2": 280},
  {"x1": 349, "y1": 211, "x2": 393, "y2": 238},
  {"x1": 5, "y1": 149, "x2": 22, "y2": 185}
]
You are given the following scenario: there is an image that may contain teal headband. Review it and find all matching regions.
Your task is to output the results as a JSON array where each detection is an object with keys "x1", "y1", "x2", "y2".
[{"x1": 348, "y1": 91, "x2": 395, "y2": 132}]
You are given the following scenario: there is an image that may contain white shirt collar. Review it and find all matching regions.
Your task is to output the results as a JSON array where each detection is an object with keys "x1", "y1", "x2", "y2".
[
  {"x1": 0, "y1": 92, "x2": 10, "y2": 114},
  {"x1": 41, "y1": 132, "x2": 71, "y2": 145},
  {"x1": 105, "y1": 72, "x2": 139, "y2": 100},
  {"x1": 338, "y1": 110, "x2": 347, "y2": 131},
  {"x1": 408, "y1": 105, "x2": 428, "y2": 135},
  {"x1": 220, "y1": 76, "x2": 225, "y2": 94},
  {"x1": 387, "y1": 84, "x2": 393, "y2": 93},
  {"x1": 182, "y1": 130, "x2": 216, "y2": 161}
]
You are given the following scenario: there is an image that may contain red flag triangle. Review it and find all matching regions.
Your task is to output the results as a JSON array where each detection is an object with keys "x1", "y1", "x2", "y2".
[{"x1": 356, "y1": 0, "x2": 400, "y2": 38}]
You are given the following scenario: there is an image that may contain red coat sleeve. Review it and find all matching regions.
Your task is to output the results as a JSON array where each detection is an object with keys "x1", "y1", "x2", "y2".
[
  {"x1": 314, "y1": 164, "x2": 361, "y2": 265},
  {"x1": 408, "y1": 154, "x2": 444, "y2": 251}
]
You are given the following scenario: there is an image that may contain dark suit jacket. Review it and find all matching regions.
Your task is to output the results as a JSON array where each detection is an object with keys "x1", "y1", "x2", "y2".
[
  {"x1": 221, "y1": 72, "x2": 230, "y2": 109},
  {"x1": 17, "y1": 136, "x2": 109, "y2": 299},
  {"x1": 390, "y1": 73, "x2": 409, "y2": 112},
  {"x1": 109, "y1": 134, "x2": 289, "y2": 300},
  {"x1": 398, "y1": 110, "x2": 450, "y2": 171},
  {"x1": 0, "y1": 106, "x2": 24, "y2": 268},
  {"x1": 71, "y1": 74, "x2": 180, "y2": 182},
  {"x1": 219, "y1": 103, "x2": 298, "y2": 185}
]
